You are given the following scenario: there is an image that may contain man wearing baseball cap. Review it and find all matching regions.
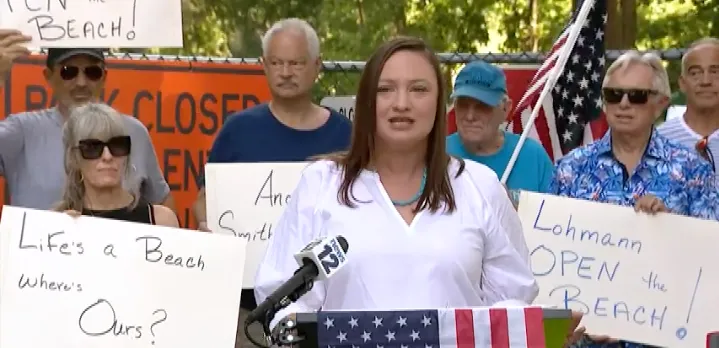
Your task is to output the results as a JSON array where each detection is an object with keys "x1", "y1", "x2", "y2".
[
  {"x1": 0, "y1": 29, "x2": 174, "y2": 212},
  {"x1": 446, "y1": 61, "x2": 553, "y2": 201}
]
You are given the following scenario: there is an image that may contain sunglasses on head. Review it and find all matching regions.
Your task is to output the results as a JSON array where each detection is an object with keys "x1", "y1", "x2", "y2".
[
  {"x1": 696, "y1": 136, "x2": 716, "y2": 173},
  {"x1": 60, "y1": 65, "x2": 105, "y2": 81},
  {"x1": 602, "y1": 88, "x2": 657, "y2": 104},
  {"x1": 76, "y1": 136, "x2": 131, "y2": 160}
]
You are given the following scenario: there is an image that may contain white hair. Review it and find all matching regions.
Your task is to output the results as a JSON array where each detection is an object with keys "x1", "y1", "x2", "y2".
[
  {"x1": 261, "y1": 18, "x2": 320, "y2": 59},
  {"x1": 602, "y1": 51, "x2": 671, "y2": 98},
  {"x1": 681, "y1": 37, "x2": 719, "y2": 72}
]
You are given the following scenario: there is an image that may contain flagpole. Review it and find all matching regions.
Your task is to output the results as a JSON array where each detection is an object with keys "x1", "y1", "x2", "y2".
[{"x1": 500, "y1": 0, "x2": 597, "y2": 184}]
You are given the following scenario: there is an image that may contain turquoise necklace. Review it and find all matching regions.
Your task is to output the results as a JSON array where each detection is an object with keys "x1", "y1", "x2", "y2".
[{"x1": 391, "y1": 168, "x2": 427, "y2": 206}]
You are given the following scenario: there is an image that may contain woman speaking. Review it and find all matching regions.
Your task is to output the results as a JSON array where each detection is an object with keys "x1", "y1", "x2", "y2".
[
  {"x1": 55, "y1": 103, "x2": 179, "y2": 227},
  {"x1": 255, "y1": 36, "x2": 537, "y2": 331}
]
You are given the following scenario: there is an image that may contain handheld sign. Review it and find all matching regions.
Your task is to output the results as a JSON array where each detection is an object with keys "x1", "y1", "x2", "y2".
[
  {"x1": 0, "y1": 206, "x2": 246, "y2": 348},
  {"x1": 0, "y1": 0, "x2": 183, "y2": 47},
  {"x1": 320, "y1": 96, "x2": 355, "y2": 121},
  {"x1": 204, "y1": 162, "x2": 306, "y2": 288},
  {"x1": 517, "y1": 192, "x2": 719, "y2": 348}
]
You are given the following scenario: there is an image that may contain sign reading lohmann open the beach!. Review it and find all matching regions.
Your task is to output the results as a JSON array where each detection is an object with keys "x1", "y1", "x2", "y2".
[{"x1": 517, "y1": 192, "x2": 719, "y2": 348}]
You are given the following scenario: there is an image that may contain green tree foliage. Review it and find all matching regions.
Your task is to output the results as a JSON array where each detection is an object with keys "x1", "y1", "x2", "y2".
[{"x1": 118, "y1": 0, "x2": 719, "y2": 101}]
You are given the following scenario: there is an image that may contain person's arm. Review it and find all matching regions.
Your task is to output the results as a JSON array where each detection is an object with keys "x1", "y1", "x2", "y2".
[
  {"x1": 134, "y1": 124, "x2": 173, "y2": 211},
  {"x1": 254, "y1": 161, "x2": 329, "y2": 330},
  {"x1": 0, "y1": 29, "x2": 31, "y2": 85},
  {"x1": 538, "y1": 149, "x2": 555, "y2": 194},
  {"x1": 192, "y1": 119, "x2": 237, "y2": 231},
  {"x1": 464, "y1": 162, "x2": 529, "y2": 266},
  {"x1": 153, "y1": 205, "x2": 180, "y2": 228},
  {"x1": 687, "y1": 161, "x2": 719, "y2": 221},
  {"x1": 548, "y1": 159, "x2": 570, "y2": 196},
  {"x1": 0, "y1": 114, "x2": 26, "y2": 170},
  {"x1": 488, "y1": 179, "x2": 529, "y2": 267},
  {"x1": 192, "y1": 187, "x2": 208, "y2": 230},
  {"x1": 478, "y1": 175, "x2": 539, "y2": 305}
]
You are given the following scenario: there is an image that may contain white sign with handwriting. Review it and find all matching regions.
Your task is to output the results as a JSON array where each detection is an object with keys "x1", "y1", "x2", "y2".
[
  {"x1": 0, "y1": 206, "x2": 246, "y2": 348},
  {"x1": 205, "y1": 162, "x2": 305, "y2": 288},
  {"x1": 517, "y1": 192, "x2": 719, "y2": 348},
  {"x1": 0, "y1": 0, "x2": 183, "y2": 47}
]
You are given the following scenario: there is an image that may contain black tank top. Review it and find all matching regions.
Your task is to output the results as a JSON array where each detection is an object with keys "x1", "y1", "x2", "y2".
[{"x1": 81, "y1": 198, "x2": 156, "y2": 224}]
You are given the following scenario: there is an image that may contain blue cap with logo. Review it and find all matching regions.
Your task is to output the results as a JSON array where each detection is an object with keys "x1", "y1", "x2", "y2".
[{"x1": 451, "y1": 61, "x2": 507, "y2": 107}]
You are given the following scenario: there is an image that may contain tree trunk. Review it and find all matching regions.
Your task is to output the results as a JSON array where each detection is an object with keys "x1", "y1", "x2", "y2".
[
  {"x1": 605, "y1": 0, "x2": 622, "y2": 49},
  {"x1": 620, "y1": 0, "x2": 637, "y2": 48},
  {"x1": 529, "y1": 0, "x2": 540, "y2": 51}
]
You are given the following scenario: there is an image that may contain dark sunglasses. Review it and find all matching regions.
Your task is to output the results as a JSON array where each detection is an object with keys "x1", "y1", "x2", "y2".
[
  {"x1": 696, "y1": 136, "x2": 716, "y2": 173},
  {"x1": 76, "y1": 136, "x2": 131, "y2": 160},
  {"x1": 602, "y1": 88, "x2": 657, "y2": 104},
  {"x1": 60, "y1": 65, "x2": 105, "y2": 81}
]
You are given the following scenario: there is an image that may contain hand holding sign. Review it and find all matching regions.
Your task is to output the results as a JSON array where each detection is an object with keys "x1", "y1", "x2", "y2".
[
  {"x1": 0, "y1": 29, "x2": 31, "y2": 81},
  {"x1": 0, "y1": 0, "x2": 183, "y2": 48},
  {"x1": 0, "y1": 206, "x2": 246, "y2": 347}
]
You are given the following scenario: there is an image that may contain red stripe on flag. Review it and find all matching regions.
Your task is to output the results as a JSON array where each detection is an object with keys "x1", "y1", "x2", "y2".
[
  {"x1": 534, "y1": 109, "x2": 555, "y2": 162},
  {"x1": 454, "y1": 309, "x2": 475, "y2": 348},
  {"x1": 447, "y1": 107, "x2": 457, "y2": 135},
  {"x1": 489, "y1": 308, "x2": 510, "y2": 348},
  {"x1": 523, "y1": 307, "x2": 547, "y2": 347},
  {"x1": 589, "y1": 114, "x2": 608, "y2": 139}
]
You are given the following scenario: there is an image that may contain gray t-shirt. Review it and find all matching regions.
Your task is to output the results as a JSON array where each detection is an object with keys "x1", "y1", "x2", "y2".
[{"x1": 0, "y1": 107, "x2": 170, "y2": 210}]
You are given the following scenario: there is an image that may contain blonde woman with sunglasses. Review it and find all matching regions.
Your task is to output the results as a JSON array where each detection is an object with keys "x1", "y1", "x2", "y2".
[{"x1": 54, "y1": 103, "x2": 179, "y2": 227}]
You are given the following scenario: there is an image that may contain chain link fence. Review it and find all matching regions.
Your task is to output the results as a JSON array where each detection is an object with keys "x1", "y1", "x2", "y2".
[{"x1": 76, "y1": 49, "x2": 688, "y2": 100}]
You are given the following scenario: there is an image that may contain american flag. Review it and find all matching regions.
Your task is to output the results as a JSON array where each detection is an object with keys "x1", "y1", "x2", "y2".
[
  {"x1": 508, "y1": 0, "x2": 608, "y2": 161},
  {"x1": 317, "y1": 307, "x2": 546, "y2": 348}
]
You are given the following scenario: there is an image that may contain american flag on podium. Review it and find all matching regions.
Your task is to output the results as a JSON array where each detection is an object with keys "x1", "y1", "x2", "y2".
[
  {"x1": 317, "y1": 307, "x2": 546, "y2": 348},
  {"x1": 507, "y1": 0, "x2": 609, "y2": 161}
]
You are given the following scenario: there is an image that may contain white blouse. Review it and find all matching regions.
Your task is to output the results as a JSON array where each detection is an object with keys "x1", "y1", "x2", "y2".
[{"x1": 254, "y1": 159, "x2": 538, "y2": 329}]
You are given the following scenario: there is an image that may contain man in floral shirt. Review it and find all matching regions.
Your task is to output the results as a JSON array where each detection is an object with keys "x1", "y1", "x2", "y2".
[{"x1": 553, "y1": 51, "x2": 717, "y2": 348}]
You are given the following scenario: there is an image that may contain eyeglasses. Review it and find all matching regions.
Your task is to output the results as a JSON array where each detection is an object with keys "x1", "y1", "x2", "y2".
[
  {"x1": 60, "y1": 65, "x2": 105, "y2": 81},
  {"x1": 263, "y1": 58, "x2": 308, "y2": 71},
  {"x1": 696, "y1": 136, "x2": 715, "y2": 172},
  {"x1": 76, "y1": 136, "x2": 131, "y2": 160},
  {"x1": 602, "y1": 88, "x2": 657, "y2": 104}
]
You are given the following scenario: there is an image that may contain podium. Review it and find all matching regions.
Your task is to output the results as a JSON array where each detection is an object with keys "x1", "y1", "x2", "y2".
[{"x1": 293, "y1": 308, "x2": 572, "y2": 348}]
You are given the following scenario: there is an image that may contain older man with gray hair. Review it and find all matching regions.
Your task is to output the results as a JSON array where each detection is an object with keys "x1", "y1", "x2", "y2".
[
  {"x1": 192, "y1": 18, "x2": 352, "y2": 348},
  {"x1": 658, "y1": 37, "x2": 719, "y2": 179},
  {"x1": 552, "y1": 50, "x2": 717, "y2": 347}
]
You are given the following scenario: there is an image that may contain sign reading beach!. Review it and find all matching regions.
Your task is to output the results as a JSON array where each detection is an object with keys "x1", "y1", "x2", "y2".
[
  {"x1": 205, "y1": 162, "x2": 306, "y2": 288},
  {"x1": 0, "y1": 0, "x2": 183, "y2": 47},
  {"x1": 0, "y1": 206, "x2": 246, "y2": 348},
  {"x1": 517, "y1": 192, "x2": 719, "y2": 348}
]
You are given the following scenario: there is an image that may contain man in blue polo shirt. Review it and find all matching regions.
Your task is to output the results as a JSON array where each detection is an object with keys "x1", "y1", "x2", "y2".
[
  {"x1": 192, "y1": 18, "x2": 351, "y2": 348},
  {"x1": 446, "y1": 61, "x2": 553, "y2": 204}
]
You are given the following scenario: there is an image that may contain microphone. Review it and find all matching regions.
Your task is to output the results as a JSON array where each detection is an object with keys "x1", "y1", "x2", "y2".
[{"x1": 247, "y1": 235, "x2": 349, "y2": 324}]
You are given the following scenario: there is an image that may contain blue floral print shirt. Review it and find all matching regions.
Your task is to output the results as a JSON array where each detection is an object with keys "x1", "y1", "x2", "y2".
[{"x1": 550, "y1": 130, "x2": 718, "y2": 221}]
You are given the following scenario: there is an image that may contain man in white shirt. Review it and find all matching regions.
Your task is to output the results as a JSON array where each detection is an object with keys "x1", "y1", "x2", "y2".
[{"x1": 658, "y1": 37, "x2": 719, "y2": 179}]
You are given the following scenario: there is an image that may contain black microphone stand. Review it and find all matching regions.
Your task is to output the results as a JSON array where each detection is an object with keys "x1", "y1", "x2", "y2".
[{"x1": 243, "y1": 276, "x2": 316, "y2": 348}]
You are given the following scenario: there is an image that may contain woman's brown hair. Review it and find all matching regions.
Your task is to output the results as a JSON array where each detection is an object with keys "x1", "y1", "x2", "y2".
[{"x1": 324, "y1": 36, "x2": 465, "y2": 213}]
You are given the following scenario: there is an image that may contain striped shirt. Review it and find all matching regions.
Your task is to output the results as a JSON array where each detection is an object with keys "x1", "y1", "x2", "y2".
[{"x1": 657, "y1": 115, "x2": 719, "y2": 182}]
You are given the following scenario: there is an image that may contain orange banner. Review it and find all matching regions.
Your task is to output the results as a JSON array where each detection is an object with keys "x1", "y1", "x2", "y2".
[{"x1": 1, "y1": 56, "x2": 271, "y2": 228}]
